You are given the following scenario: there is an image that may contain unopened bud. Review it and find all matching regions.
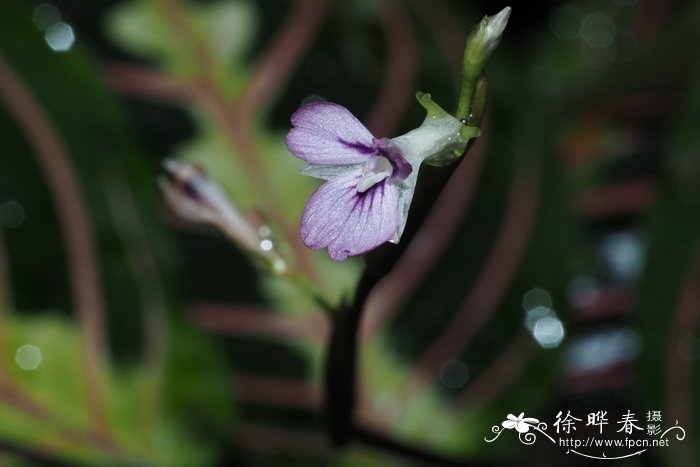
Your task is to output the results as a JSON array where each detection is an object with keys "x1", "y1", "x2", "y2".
[{"x1": 160, "y1": 160, "x2": 287, "y2": 274}]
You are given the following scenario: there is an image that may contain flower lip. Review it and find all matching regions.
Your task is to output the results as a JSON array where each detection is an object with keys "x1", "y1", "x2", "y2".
[{"x1": 373, "y1": 137, "x2": 412, "y2": 181}]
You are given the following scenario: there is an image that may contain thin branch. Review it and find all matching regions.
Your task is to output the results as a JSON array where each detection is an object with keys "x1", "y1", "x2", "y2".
[
  {"x1": 238, "y1": 0, "x2": 329, "y2": 114},
  {"x1": 365, "y1": 0, "x2": 417, "y2": 137},
  {"x1": 0, "y1": 384, "x2": 119, "y2": 456},
  {"x1": 234, "y1": 376, "x2": 320, "y2": 409},
  {"x1": 104, "y1": 63, "x2": 202, "y2": 103},
  {"x1": 191, "y1": 302, "x2": 329, "y2": 343},
  {"x1": 0, "y1": 54, "x2": 111, "y2": 447},
  {"x1": 578, "y1": 179, "x2": 655, "y2": 218},
  {"x1": 571, "y1": 285, "x2": 635, "y2": 321},
  {"x1": 155, "y1": 0, "x2": 218, "y2": 85},
  {"x1": 234, "y1": 423, "x2": 330, "y2": 457},
  {"x1": 102, "y1": 176, "x2": 169, "y2": 447},
  {"x1": 154, "y1": 0, "x2": 317, "y2": 279},
  {"x1": 0, "y1": 229, "x2": 119, "y2": 456}
]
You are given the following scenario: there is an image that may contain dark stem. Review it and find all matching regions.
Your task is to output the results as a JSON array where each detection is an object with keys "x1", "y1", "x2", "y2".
[
  {"x1": 324, "y1": 270, "x2": 375, "y2": 444},
  {"x1": 323, "y1": 77, "x2": 490, "y2": 461},
  {"x1": 322, "y1": 150, "x2": 481, "y2": 451}
]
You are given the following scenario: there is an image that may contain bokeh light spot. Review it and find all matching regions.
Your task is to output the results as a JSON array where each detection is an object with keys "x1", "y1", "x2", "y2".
[
  {"x1": 564, "y1": 327, "x2": 639, "y2": 372},
  {"x1": 581, "y1": 13, "x2": 616, "y2": 48},
  {"x1": 258, "y1": 225, "x2": 272, "y2": 237},
  {"x1": 522, "y1": 287, "x2": 552, "y2": 311},
  {"x1": 533, "y1": 316, "x2": 565, "y2": 348},
  {"x1": 525, "y1": 305, "x2": 555, "y2": 332},
  {"x1": 600, "y1": 231, "x2": 644, "y2": 282},
  {"x1": 15, "y1": 344, "x2": 42, "y2": 370},
  {"x1": 45, "y1": 22, "x2": 75, "y2": 52},
  {"x1": 32, "y1": 3, "x2": 60, "y2": 31},
  {"x1": 0, "y1": 200, "x2": 26, "y2": 228},
  {"x1": 440, "y1": 359, "x2": 469, "y2": 388}
]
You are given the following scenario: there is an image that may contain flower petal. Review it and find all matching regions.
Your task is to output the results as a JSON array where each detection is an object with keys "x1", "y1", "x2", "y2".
[
  {"x1": 502, "y1": 420, "x2": 517, "y2": 429},
  {"x1": 286, "y1": 102, "x2": 375, "y2": 165},
  {"x1": 301, "y1": 169, "x2": 399, "y2": 261},
  {"x1": 373, "y1": 138, "x2": 412, "y2": 180},
  {"x1": 298, "y1": 164, "x2": 362, "y2": 180},
  {"x1": 390, "y1": 169, "x2": 420, "y2": 243}
]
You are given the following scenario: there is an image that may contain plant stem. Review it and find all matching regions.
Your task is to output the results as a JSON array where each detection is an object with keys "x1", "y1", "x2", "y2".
[{"x1": 324, "y1": 269, "x2": 374, "y2": 444}]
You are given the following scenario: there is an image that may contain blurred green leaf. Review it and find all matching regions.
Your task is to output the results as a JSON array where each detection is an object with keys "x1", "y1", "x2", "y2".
[
  {"x1": 106, "y1": 0, "x2": 256, "y2": 92},
  {"x1": 0, "y1": 312, "x2": 229, "y2": 466}
]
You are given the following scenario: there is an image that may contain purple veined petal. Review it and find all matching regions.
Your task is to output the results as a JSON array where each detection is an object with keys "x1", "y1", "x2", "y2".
[
  {"x1": 356, "y1": 156, "x2": 393, "y2": 193},
  {"x1": 301, "y1": 168, "x2": 400, "y2": 261},
  {"x1": 286, "y1": 102, "x2": 376, "y2": 166}
]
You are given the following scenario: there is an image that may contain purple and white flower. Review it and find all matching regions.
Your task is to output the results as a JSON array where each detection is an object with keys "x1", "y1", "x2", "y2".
[{"x1": 286, "y1": 93, "x2": 478, "y2": 261}]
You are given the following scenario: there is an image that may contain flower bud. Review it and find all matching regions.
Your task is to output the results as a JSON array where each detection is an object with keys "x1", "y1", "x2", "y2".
[
  {"x1": 465, "y1": 7, "x2": 511, "y2": 70},
  {"x1": 160, "y1": 160, "x2": 287, "y2": 273}
]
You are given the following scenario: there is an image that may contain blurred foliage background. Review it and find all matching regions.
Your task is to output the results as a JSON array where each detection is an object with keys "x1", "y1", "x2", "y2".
[{"x1": 1, "y1": 0, "x2": 700, "y2": 465}]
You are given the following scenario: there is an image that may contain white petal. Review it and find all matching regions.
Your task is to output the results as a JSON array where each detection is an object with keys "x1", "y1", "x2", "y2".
[
  {"x1": 298, "y1": 164, "x2": 363, "y2": 180},
  {"x1": 390, "y1": 169, "x2": 420, "y2": 243}
]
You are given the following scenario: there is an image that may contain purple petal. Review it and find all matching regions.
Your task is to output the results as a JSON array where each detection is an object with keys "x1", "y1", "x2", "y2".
[
  {"x1": 301, "y1": 169, "x2": 399, "y2": 261},
  {"x1": 286, "y1": 102, "x2": 375, "y2": 165}
]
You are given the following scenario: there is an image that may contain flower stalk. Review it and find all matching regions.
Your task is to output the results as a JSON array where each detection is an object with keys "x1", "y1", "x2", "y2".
[{"x1": 316, "y1": 7, "x2": 512, "y2": 464}]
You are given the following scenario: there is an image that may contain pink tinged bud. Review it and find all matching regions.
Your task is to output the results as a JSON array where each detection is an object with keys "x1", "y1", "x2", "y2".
[
  {"x1": 160, "y1": 160, "x2": 287, "y2": 273},
  {"x1": 483, "y1": 7, "x2": 511, "y2": 53}
]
